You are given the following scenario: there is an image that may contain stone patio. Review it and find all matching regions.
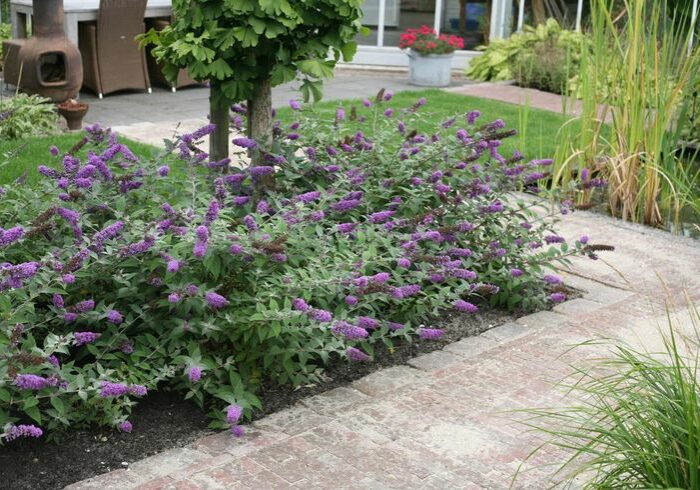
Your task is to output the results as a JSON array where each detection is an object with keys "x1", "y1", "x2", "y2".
[{"x1": 66, "y1": 210, "x2": 700, "y2": 489}]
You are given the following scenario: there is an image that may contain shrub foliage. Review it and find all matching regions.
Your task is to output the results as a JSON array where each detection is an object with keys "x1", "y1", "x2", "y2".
[{"x1": 0, "y1": 93, "x2": 598, "y2": 441}]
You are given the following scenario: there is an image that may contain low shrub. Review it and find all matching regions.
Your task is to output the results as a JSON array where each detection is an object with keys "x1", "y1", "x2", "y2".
[
  {"x1": 0, "y1": 93, "x2": 58, "y2": 140},
  {"x1": 0, "y1": 92, "x2": 603, "y2": 441},
  {"x1": 466, "y1": 19, "x2": 587, "y2": 91},
  {"x1": 0, "y1": 23, "x2": 10, "y2": 71},
  {"x1": 511, "y1": 39, "x2": 570, "y2": 95}
]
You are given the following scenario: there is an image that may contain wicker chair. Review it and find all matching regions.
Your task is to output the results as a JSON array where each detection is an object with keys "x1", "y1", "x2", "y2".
[
  {"x1": 78, "y1": 0, "x2": 151, "y2": 98},
  {"x1": 145, "y1": 18, "x2": 200, "y2": 92}
]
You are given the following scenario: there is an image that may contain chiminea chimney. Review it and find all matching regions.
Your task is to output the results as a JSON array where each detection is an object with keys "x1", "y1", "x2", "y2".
[{"x1": 2, "y1": 0, "x2": 83, "y2": 102}]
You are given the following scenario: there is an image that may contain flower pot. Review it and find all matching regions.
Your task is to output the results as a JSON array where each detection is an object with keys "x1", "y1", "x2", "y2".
[
  {"x1": 56, "y1": 100, "x2": 89, "y2": 131},
  {"x1": 407, "y1": 51, "x2": 454, "y2": 87}
]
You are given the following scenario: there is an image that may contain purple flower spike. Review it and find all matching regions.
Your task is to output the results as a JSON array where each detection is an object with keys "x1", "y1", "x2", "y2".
[
  {"x1": 14, "y1": 374, "x2": 50, "y2": 390},
  {"x1": 232, "y1": 137, "x2": 258, "y2": 150},
  {"x1": 226, "y1": 404, "x2": 243, "y2": 424},
  {"x1": 550, "y1": 292, "x2": 567, "y2": 303},
  {"x1": 309, "y1": 309, "x2": 333, "y2": 323},
  {"x1": 231, "y1": 425, "x2": 245, "y2": 438},
  {"x1": 454, "y1": 300, "x2": 478, "y2": 313},
  {"x1": 99, "y1": 381, "x2": 129, "y2": 397},
  {"x1": 117, "y1": 421, "x2": 133, "y2": 433},
  {"x1": 74, "y1": 331, "x2": 100, "y2": 346},
  {"x1": 5, "y1": 424, "x2": 43, "y2": 441},
  {"x1": 346, "y1": 347, "x2": 370, "y2": 362},
  {"x1": 188, "y1": 366, "x2": 202, "y2": 383},
  {"x1": 52, "y1": 294, "x2": 65, "y2": 308},
  {"x1": 418, "y1": 328, "x2": 444, "y2": 340},
  {"x1": 75, "y1": 299, "x2": 95, "y2": 312},
  {"x1": 205, "y1": 291, "x2": 229, "y2": 309},
  {"x1": 107, "y1": 310, "x2": 123, "y2": 324},
  {"x1": 543, "y1": 274, "x2": 562, "y2": 285},
  {"x1": 510, "y1": 268, "x2": 524, "y2": 277},
  {"x1": 289, "y1": 99, "x2": 302, "y2": 110},
  {"x1": 129, "y1": 385, "x2": 147, "y2": 396},
  {"x1": 331, "y1": 321, "x2": 368, "y2": 340}
]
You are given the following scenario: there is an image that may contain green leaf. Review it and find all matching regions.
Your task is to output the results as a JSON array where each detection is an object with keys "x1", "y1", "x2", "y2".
[
  {"x1": 208, "y1": 59, "x2": 235, "y2": 80},
  {"x1": 232, "y1": 27, "x2": 259, "y2": 48},
  {"x1": 339, "y1": 41, "x2": 357, "y2": 61},
  {"x1": 24, "y1": 405, "x2": 42, "y2": 424},
  {"x1": 50, "y1": 396, "x2": 65, "y2": 414}
]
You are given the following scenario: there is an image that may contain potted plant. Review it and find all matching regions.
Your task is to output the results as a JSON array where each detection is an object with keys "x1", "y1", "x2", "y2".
[
  {"x1": 400, "y1": 25, "x2": 464, "y2": 87},
  {"x1": 56, "y1": 99, "x2": 89, "y2": 131}
]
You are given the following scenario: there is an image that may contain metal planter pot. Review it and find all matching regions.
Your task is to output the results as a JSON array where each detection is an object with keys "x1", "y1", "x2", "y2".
[{"x1": 407, "y1": 51, "x2": 453, "y2": 87}]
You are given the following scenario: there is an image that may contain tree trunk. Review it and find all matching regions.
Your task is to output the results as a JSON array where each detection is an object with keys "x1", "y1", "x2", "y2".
[
  {"x1": 209, "y1": 84, "x2": 230, "y2": 163},
  {"x1": 532, "y1": 0, "x2": 546, "y2": 25},
  {"x1": 247, "y1": 77, "x2": 273, "y2": 166}
]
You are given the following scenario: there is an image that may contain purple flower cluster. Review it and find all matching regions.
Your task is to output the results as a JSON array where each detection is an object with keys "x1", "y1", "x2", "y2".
[
  {"x1": 232, "y1": 137, "x2": 258, "y2": 150},
  {"x1": 418, "y1": 328, "x2": 444, "y2": 340},
  {"x1": 194, "y1": 225, "x2": 209, "y2": 258},
  {"x1": 454, "y1": 300, "x2": 478, "y2": 313},
  {"x1": 346, "y1": 347, "x2": 370, "y2": 362},
  {"x1": 4, "y1": 424, "x2": 43, "y2": 441},
  {"x1": 14, "y1": 374, "x2": 52, "y2": 390},
  {"x1": 0, "y1": 226, "x2": 24, "y2": 248},
  {"x1": 205, "y1": 291, "x2": 229, "y2": 309},
  {"x1": 188, "y1": 366, "x2": 202, "y2": 383},
  {"x1": 93, "y1": 221, "x2": 124, "y2": 251},
  {"x1": 331, "y1": 321, "x2": 369, "y2": 340},
  {"x1": 107, "y1": 309, "x2": 123, "y2": 324},
  {"x1": 74, "y1": 331, "x2": 100, "y2": 346}
]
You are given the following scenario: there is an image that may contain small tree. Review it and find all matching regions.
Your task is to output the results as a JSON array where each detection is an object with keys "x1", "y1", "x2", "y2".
[{"x1": 143, "y1": 0, "x2": 363, "y2": 162}]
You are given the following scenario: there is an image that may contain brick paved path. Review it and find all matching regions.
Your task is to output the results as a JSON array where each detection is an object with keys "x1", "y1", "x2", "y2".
[
  {"x1": 67, "y1": 211, "x2": 700, "y2": 490},
  {"x1": 445, "y1": 82, "x2": 614, "y2": 123}
]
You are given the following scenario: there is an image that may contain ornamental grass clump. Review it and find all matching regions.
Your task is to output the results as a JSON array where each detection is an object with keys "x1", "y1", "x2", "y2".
[
  {"x1": 518, "y1": 301, "x2": 700, "y2": 489},
  {"x1": 0, "y1": 92, "x2": 606, "y2": 441}
]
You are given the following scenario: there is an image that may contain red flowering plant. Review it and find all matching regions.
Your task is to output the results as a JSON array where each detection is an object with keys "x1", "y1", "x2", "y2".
[{"x1": 399, "y1": 25, "x2": 464, "y2": 55}]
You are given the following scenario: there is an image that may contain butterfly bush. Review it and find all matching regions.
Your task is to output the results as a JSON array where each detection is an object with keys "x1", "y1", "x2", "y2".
[{"x1": 0, "y1": 91, "x2": 608, "y2": 441}]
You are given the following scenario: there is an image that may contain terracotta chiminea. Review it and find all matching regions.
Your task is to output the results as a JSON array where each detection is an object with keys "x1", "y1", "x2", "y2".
[{"x1": 3, "y1": 0, "x2": 83, "y2": 102}]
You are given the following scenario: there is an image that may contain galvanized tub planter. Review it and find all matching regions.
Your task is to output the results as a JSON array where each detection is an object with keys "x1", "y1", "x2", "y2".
[{"x1": 407, "y1": 51, "x2": 453, "y2": 87}]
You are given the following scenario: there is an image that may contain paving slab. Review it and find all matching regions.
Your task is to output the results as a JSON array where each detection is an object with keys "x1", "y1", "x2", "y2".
[
  {"x1": 70, "y1": 69, "x2": 424, "y2": 128},
  {"x1": 66, "y1": 191, "x2": 700, "y2": 489}
]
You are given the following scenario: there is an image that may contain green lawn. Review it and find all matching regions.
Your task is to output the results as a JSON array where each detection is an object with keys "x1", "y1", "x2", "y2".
[
  {"x1": 0, "y1": 133, "x2": 159, "y2": 186},
  {"x1": 276, "y1": 88, "x2": 575, "y2": 161}
]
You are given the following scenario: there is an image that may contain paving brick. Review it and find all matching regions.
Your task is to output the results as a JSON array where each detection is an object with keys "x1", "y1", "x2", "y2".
[
  {"x1": 553, "y1": 298, "x2": 604, "y2": 316},
  {"x1": 407, "y1": 350, "x2": 463, "y2": 372},
  {"x1": 300, "y1": 386, "x2": 372, "y2": 416},
  {"x1": 557, "y1": 272, "x2": 636, "y2": 305},
  {"x1": 351, "y1": 365, "x2": 426, "y2": 397},
  {"x1": 442, "y1": 335, "x2": 498, "y2": 359},
  {"x1": 64, "y1": 469, "x2": 141, "y2": 490},
  {"x1": 515, "y1": 310, "x2": 567, "y2": 329},
  {"x1": 253, "y1": 404, "x2": 332, "y2": 436},
  {"x1": 126, "y1": 448, "x2": 210, "y2": 482},
  {"x1": 481, "y1": 322, "x2": 529, "y2": 342}
]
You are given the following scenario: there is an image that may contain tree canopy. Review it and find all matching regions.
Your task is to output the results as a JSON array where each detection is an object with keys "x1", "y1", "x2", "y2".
[{"x1": 145, "y1": 0, "x2": 365, "y2": 106}]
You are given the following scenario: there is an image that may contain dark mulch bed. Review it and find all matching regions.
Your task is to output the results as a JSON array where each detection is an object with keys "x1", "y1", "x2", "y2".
[{"x1": 1, "y1": 298, "x2": 573, "y2": 489}]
